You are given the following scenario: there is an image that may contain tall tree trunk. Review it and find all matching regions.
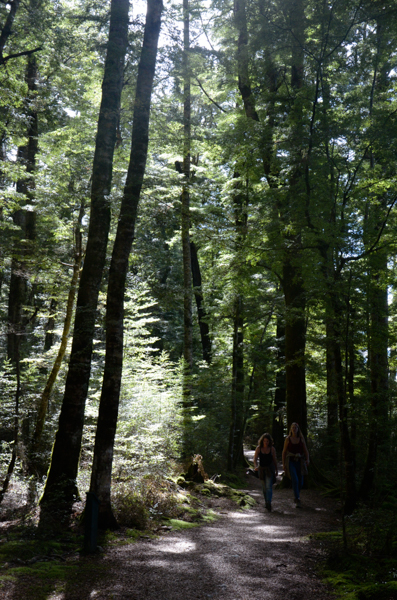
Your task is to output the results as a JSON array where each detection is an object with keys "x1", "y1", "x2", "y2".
[
  {"x1": 282, "y1": 253, "x2": 307, "y2": 437},
  {"x1": 227, "y1": 171, "x2": 247, "y2": 470},
  {"x1": 40, "y1": 0, "x2": 129, "y2": 513},
  {"x1": 333, "y1": 316, "x2": 356, "y2": 515},
  {"x1": 181, "y1": 0, "x2": 193, "y2": 410},
  {"x1": 234, "y1": 0, "x2": 307, "y2": 438},
  {"x1": 89, "y1": 0, "x2": 163, "y2": 530},
  {"x1": 272, "y1": 316, "x2": 286, "y2": 452},
  {"x1": 8, "y1": 54, "x2": 38, "y2": 364},
  {"x1": 347, "y1": 318, "x2": 356, "y2": 454},
  {"x1": 190, "y1": 241, "x2": 211, "y2": 364},
  {"x1": 228, "y1": 294, "x2": 245, "y2": 470},
  {"x1": 360, "y1": 242, "x2": 388, "y2": 499},
  {"x1": 29, "y1": 206, "x2": 84, "y2": 471},
  {"x1": 282, "y1": 0, "x2": 307, "y2": 437},
  {"x1": 3, "y1": 54, "x2": 38, "y2": 499},
  {"x1": 326, "y1": 317, "x2": 338, "y2": 438},
  {"x1": 322, "y1": 264, "x2": 356, "y2": 514},
  {"x1": 359, "y1": 21, "x2": 389, "y2": 500}
]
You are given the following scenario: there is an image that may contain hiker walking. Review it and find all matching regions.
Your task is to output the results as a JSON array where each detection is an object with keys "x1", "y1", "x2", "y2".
[
  {"x1": 282, "y1": 422, "x2": 309, "y2": 507},
  {"x1": 254, "y1": 433, "x2": 278, "y2": 512}
]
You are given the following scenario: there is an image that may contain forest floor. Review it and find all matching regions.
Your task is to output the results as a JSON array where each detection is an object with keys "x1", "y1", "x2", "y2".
[{"x1": 1, "y1": 456, "x2": 341, "y2": 600}]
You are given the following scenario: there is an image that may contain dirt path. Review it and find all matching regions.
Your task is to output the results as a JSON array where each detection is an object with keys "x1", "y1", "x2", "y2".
[
  {"x1": 3, "y1": 461, "x2": 340, "y2": 600},
  {"x1": 59, "y1": 464, "x2": 339, "y2": 600}
]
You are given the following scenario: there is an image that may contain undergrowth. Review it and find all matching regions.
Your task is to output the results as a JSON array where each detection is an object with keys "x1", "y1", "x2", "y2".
[
  {"x1": 0, "y1": 469, "x2": 253, "y2": 598},
  {"x1": 316, "y1": 492, "x2": 397, "y2": 600}
]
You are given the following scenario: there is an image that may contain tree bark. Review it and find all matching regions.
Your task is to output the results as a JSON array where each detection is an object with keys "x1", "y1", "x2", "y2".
[
  {"x1": 227, "y1": 170, "x2": 247, "y2": 470},
  {"x1": 233, "y1": 0, "x2": 308, "y2": 439},
  {"x1": 40, "y1": 0, "x2": 129, "y2": 512},
  {"x1": 3, "y1": 54, "x2": 38, "y2": 498},
  {"x1": 0, "y1": 0, "x2": 21, "y2": 63},
  {"x1": 228, "y1": 294, "x2": 245, "y2": 470},
  {"x1": 89, "y1": 0, "x2": 163, "y2": 529},
  {"x1": 360, "y1": 237, "x2": 388, "y2": 499},
  {"x1": 333, "y1": 321, "x2": 356, "y2": 515},
  {"x1": 181, "y1": 0, "x2": 193, "y2": 410},
  {"x1": 29, "y1": 208, "x2": 84, "y2": 470},
  {"x1": 190, "y1": 241, "x2": 211, "y2": 364},
  {"x1": 282, "y1": 254, "x2": 307, "y2": 437},
  {"x1": 272, "y1": 316, "x2": 286, "y2": 452},
  {"x1": 326, "y1": 317, "x2": 338, "y2": 437},
  {"x1": 359, "y1": 21, "x2": 390, "y2": 500},
  {"x1": 8, "y1": 54, "x2": 38, "y2": 364}
]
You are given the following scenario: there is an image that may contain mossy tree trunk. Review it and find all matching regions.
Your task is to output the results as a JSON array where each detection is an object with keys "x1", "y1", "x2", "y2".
[{"x1": 29, "y1": 204, "x2": 84, "y2": 473}]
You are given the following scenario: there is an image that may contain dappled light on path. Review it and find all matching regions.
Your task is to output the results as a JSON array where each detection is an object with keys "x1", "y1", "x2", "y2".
[
  {"x1": 74, "y1": 479, "x2": 339, "y2": 600},
  {"x1": 3, "y1": 475, "x2": 340, "y2": 600},
  {"x1": 156, "y1": 538, "x2": 197, "y2": 554}
]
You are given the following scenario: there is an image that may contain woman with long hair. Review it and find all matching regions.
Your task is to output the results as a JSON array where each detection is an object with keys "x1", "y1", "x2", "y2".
[
  {"x1": 253, "y1": 433, "x2": 278, "y2": 511},
  {"x1": 282, "y1": 422, "x2": 309, "y2": 507}
]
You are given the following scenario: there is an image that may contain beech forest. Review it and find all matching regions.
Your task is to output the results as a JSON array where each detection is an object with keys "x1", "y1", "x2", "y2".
[{"x1": 1, "y1": 0, "x2": 397, "y2": 595}]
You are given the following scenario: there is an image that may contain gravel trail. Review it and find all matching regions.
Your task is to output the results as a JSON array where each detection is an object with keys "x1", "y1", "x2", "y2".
[
  {"x1": 73, "y1": 471, "x2": 339, "y2": 600},
  {"x1": 3, "y1": 463, "x2": 340, "y2": 600}
]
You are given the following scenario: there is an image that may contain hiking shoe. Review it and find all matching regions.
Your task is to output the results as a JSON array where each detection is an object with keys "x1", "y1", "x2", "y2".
[{"x1": 295, "y1": 498, "x2": 301, "y2": 507}]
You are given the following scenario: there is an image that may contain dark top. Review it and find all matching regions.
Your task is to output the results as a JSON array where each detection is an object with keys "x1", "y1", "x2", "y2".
[
  {"x1": 287, "y1": 437, "x2": 304, "y2": 455},
  {"x1": 259, "y1": 449, "x2": 273, "y2": 467}
]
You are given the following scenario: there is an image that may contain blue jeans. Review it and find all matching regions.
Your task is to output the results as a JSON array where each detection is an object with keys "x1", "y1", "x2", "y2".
[
  {"x1": 260, "y1": 472, "x2": 273, "y2": 504},
  {"x1": 289, "y1": 459, "x2": 303, "y2": 500}
]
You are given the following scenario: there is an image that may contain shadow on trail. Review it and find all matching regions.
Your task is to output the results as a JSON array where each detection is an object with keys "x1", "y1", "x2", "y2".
[
  {"x1": 53, "y1": 482, "x2": 339, "y2": 600},
  {"x1": 4, "y1": 473, "x2": 339, "y2": 600}
]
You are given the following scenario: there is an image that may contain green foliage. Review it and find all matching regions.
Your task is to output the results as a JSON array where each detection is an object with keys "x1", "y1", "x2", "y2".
[
  {"x1": 0, "y1": 525, "x2": 90, "y2": 600},
  {"x1": 112, "y1": 280, "x2": 184, "y2": 475},
  {"x1": 319, "y1": 496, "x2": 397, "y2": 600},
  {"x1": 193, "y1": 480, "x2": 256, "y2": 508},
  {"x1": 1, "y1": 0, "x2": 397, "y2": 533},
  {"x1": 111, "y1": 474, "x2": 211, "y2": 529}
]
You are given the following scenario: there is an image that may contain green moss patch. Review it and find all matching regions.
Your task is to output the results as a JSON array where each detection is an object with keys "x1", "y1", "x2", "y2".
[
  {"x1": 318, "y1": 531, "x2": 397, "y2": 600},
  {"x1": 0, "y1": 555, "x2": 107, "y2": 600},
  {"x1": 167, "y1": 519, "x2": 199, "y2": 530},
  {"x1": 195, "y1": 481, "x2": 256, "y2": 508},
  {"x1": 200, "y1": 510, "x2": 217, "y2": 523}
]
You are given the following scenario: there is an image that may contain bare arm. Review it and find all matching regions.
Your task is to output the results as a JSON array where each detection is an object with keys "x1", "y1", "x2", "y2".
[
  {"x1": 253, "y1": 446, "x2": 260, "y2": 470},
  {"x1": 272, "y1": 447, "x2": 278, "y2": 474},
  {"x1": 282, "y1": 436, "x2": 289, "y2": 470}
]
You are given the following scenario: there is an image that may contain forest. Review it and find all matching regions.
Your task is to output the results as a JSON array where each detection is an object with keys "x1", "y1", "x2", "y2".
[{"x1": 1, "y1": 0, "x2": 397, "y2": 595}]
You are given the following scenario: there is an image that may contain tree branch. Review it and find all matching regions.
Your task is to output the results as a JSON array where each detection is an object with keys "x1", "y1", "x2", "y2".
[
  {"x1": 194, "y1": 77, "x2": 227, "y2": 113},
  {"x1": 1, "y1": 47, "x2": 42, "y2": 66}
]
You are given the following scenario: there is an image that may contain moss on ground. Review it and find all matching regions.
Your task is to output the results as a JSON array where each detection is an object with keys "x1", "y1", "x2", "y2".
[
  {"x1": 0, "y1": 550, "x2": 107, "y2": 600},
  {"x1": 194, "y1": 481, "x2": 256, "y2": 508},
  {"x1": 314, "y1": 530, "x2": 397, "y2": 600},
  {"x1": 0, "y1": 478, "x2": 256, "y2": 597},
  {"x1": 167, "y1": 519, "x2": 199, "y2": 530}
]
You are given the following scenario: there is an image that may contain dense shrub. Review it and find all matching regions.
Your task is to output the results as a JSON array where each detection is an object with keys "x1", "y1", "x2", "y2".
[{"x1": 111, "y1": 475, "x2": 180, "y2": 529}]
